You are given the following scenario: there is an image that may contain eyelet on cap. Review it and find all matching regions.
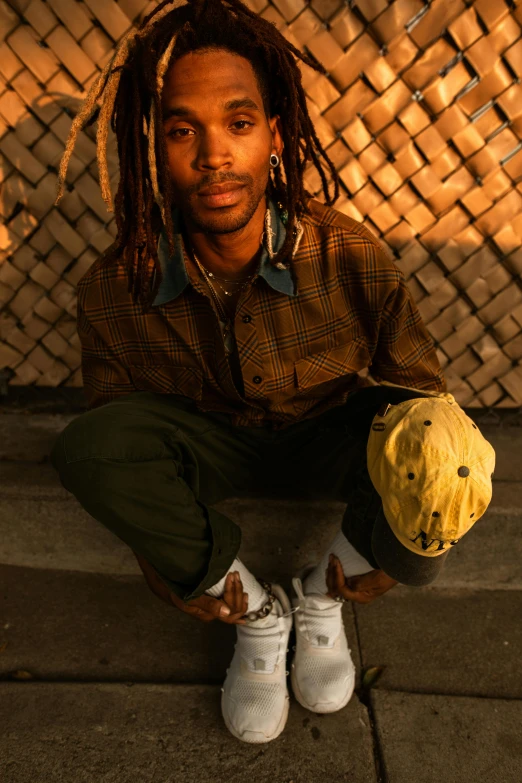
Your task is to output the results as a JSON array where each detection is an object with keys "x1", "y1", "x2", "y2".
[
  {"x1": 432, "y1": 511, "x2": 440, "y2": 517},
  {"x1": 408, "y1": 472, "x2": 415, "y2": 480},
  {"x1": 470, "y1": 513, "x2": 475, "y2": 518},
  {"x1": 424, "y1": 420, "x2": 432, "y2": 426}
]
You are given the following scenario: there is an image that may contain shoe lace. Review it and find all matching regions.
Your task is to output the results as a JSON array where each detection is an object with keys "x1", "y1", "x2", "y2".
[
  {"x1": 237, "y1": 602, "x2": 297, "y2": 673},
  {"x1": 297, "y1": 594, "x2": 343, "y2": 647}
]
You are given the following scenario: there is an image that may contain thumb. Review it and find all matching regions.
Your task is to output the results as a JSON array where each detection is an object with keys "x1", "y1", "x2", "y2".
[{"x1": 186, "y1": 594, "x2": 231, "y2": 618}]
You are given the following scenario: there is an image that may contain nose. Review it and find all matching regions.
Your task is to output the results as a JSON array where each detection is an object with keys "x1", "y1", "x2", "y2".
[{"x1": 194, "y1": 127, "x2": 233, "y2": 170}]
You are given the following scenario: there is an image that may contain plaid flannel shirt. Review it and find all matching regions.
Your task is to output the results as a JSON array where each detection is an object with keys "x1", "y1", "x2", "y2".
[{"x1": 76, "y1": 195, "x2": 446, "y2": 429}]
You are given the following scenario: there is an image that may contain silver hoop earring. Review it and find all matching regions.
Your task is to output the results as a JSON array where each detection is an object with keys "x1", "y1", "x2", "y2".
[{"x1": 270, "y1": 153, "x2": 280, "y2": 168}]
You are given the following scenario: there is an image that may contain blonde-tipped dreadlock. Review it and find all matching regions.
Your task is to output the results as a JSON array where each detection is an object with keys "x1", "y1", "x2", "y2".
[
  {"x1": 148, "y1": 32, "x2": 179, "y2": 222},
  {"x1": 55, "y1": 0, "x2": 190, "y2": 211},
  {"x1": 55, "y1": 0, "x2": 341, "y2": 312}
]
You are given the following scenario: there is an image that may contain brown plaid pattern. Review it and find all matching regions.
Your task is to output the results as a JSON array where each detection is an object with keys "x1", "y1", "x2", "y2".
[{"x1": 77, "y1": 196, "x2": 446, "y2": 429}]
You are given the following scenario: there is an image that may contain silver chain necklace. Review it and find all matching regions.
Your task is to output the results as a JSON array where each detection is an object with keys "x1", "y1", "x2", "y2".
[
  {"x1": 186, "y1": 205, "x2": 288, "y2": 351},
  {"x1": 190, "y1": 251, "x2": 237, "y2": 354},
  {"x1": 201, "y1": 266, "x2": 255, "y2": 296},
  {"x1": 191, "y1": 251, "x2": 254, "y2": 303}
]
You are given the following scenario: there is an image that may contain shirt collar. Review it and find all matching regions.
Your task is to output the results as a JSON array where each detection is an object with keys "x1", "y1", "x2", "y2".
[{"x1": 151, "y1": 195, "x2": 297, "y2": 306}]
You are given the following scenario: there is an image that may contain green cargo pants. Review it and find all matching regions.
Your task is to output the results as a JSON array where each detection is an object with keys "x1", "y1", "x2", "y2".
[{"x1": 50, "y1": 391, "x2": 378, "y2": 602}]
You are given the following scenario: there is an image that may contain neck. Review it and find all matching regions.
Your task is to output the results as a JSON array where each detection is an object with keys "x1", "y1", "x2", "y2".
[{"x1": 181, "y1": 196, "x2": 267, "y2": 281}]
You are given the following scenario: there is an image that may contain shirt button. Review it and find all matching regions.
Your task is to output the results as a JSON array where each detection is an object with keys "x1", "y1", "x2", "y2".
[
  {"x1": 253, "y1": 376, "x2": 262, "y2": 384},
  {"x1": 242, "y1": 315, "x2": 252, "y2": 323}
]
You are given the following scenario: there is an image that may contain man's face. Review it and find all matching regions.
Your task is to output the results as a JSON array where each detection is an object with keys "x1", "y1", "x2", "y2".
[{"x1": 161, "y1": 47, "x2": 282, "y2": 235}]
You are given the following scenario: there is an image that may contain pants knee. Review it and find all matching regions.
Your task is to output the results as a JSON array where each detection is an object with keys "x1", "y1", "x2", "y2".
[{"x1": 52, "y1": 406, "x2": 172, "y2": 468}]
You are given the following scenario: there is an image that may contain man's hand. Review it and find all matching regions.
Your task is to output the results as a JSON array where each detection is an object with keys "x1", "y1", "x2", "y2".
[
  {"x1": 170, "y1": 571, "x2": 249, "y2": 625},
  {"x1": 134, "y1": 551, "x2": 249, "y2": 625},
  {"x1": 325, "y1": 553, "x2": 398, "y2": 604}
]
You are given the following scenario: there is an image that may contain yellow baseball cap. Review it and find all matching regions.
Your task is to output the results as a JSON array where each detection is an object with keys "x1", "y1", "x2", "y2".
[{"x1": 366, "y1": 381, "x2": 496, "y2": 585}]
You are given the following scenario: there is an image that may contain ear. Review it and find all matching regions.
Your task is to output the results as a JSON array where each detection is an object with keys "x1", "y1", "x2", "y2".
[{"x1": 268, "y1": 114, "x2": 284, "y2": 158}]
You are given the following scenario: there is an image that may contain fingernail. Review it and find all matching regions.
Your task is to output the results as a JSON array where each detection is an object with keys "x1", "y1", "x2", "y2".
[{"x1": 220, "y1": 606, "x2": 231, "y2": 616}]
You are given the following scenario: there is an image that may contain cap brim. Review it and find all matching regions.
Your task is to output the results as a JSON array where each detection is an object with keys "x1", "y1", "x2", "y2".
[{"x1": 371, "y1": 506, "x2": 449, "y2": 586}]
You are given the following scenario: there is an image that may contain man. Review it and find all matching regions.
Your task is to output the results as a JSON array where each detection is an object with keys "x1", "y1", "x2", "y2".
[{"x1": 50, "y1": 0, "x2": 495, "y2": 745}]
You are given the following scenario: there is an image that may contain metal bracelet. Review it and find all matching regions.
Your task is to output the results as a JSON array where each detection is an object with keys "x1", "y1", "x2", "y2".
[{"x1": 244, "y1": 578, "x2": 276, "y2": 621}]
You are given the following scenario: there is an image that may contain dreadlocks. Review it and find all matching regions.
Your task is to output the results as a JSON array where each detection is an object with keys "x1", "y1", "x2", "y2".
[{"x1": 55, "y1": 0, "x2": 341, "y2": 311}]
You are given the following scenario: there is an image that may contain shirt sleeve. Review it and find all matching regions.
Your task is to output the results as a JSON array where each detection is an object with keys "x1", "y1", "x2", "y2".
[
  {"x1": 370, "y1": 265, "x2": 447, "y2": 393},
  {"x1": 77, "y1": 298, "x2": 136, "y2": 410}
]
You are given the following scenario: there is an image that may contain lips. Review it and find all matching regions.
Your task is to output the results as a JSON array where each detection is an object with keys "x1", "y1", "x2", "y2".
[
  {"x1": 197, "y1": 183, "x2": 245, "y2": 208},
  {"x1": 197, "y1": 183, "x2": 244, "y2": 196}
]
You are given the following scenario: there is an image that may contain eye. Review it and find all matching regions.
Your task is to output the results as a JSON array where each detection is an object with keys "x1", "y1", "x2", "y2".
[
  {"x1": 168, "y1": 120, "x2": 254, "y2": 137},
  {"x1": 168, "y1": 127, "x2": 194, "y2": 137},
  {"x1": 232, "y1": 120, "x2": 254, "y2": 130}
]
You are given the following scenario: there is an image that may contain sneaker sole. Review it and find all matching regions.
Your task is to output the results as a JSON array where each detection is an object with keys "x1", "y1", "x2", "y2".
[
  {"x1": 221, "y1": 690, "x2": 290, "y2": 744},
  {"x1": 290, "y1": 659, "x2": 355, "y2": 715}
]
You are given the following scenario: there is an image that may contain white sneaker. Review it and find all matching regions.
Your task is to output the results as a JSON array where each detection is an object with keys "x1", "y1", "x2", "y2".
[
  {"x1": 290, "y1": 564, "x2": 355, "y2": 714},
  {"x1": 221, "y1": 583, "x2": 294, "y2": 743}
]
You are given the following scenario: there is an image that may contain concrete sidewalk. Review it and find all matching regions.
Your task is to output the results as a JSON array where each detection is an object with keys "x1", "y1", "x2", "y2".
[{"x1": 1, "y1": 398, "x2": 521, "y2": 782}]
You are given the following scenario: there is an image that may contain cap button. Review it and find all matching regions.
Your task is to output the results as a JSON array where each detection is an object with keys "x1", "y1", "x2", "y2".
[{"x1": 458, "y1": 466, "x2": 470, "y2": 477}]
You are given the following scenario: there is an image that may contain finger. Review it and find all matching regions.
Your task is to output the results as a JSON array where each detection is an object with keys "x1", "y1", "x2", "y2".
[
  {"x1": 326, "y1": 555, "x2": 342, "y2": 593},
  {"x1": 326, "y1": 558, "x2": 343, "y2": 599},
  {"x1": 203, "y1": 592, "x2": 244, "y2": 625},
  {"x1": 231, "y1": 582, "x2": 246, "y2": 615},
  {"x1": 325, "y1": 561, "x2": 335, "y2": 597},
  {"x1": 186, "y1": 594, "x2": 233, "y2": 621},
  {"x1": 326, "y1": 566, "x2": 335, "y2": 597},
  {"x1": 334, "y1": 558, "x2": 347, "y2": 592},
  {"x1": 233, "y1": 571, "x2": 244, "y2": 612},
  {"x1": 183, "y1": 604, "x2": 216, "y2": 622},
  {"x1": 223, "y1": 571, "x2": 235, "y2": 604},
  {"x1": 224, "y1": 571, "x2": 236, "y2": 609},
  {"x1": 223, "y1": 572, "x2": 242, "y2": 616},
  {"x1": 231, "y1": 572, "x2": 244, "y2": 613},
  {"x1": 223, "y1": 571, "x2": 238, "y2": 617},
  {"x1": 224, "y1": 591, "x2": 248, "y2": 626},
  {"x1": 327, "y1": 553, "x2": 338, "y2": 580},
  {"x1": 227, "y1": 618, "x2": 246, "y2": 626},
  {"x1": 221, "y1": 598, "x2": 247, "y2": 626},
  {"x1": 196, "y1": 572, "x2": 246, "y2": 624}
]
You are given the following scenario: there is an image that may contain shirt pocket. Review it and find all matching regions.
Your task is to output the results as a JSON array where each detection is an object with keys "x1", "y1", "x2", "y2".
[
  {"x1": 294, "y1": 336, "x2": 370, "y2": 393},
  {"x1": 129, "y1": 364, "x2": 203, "y2": 400}
]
